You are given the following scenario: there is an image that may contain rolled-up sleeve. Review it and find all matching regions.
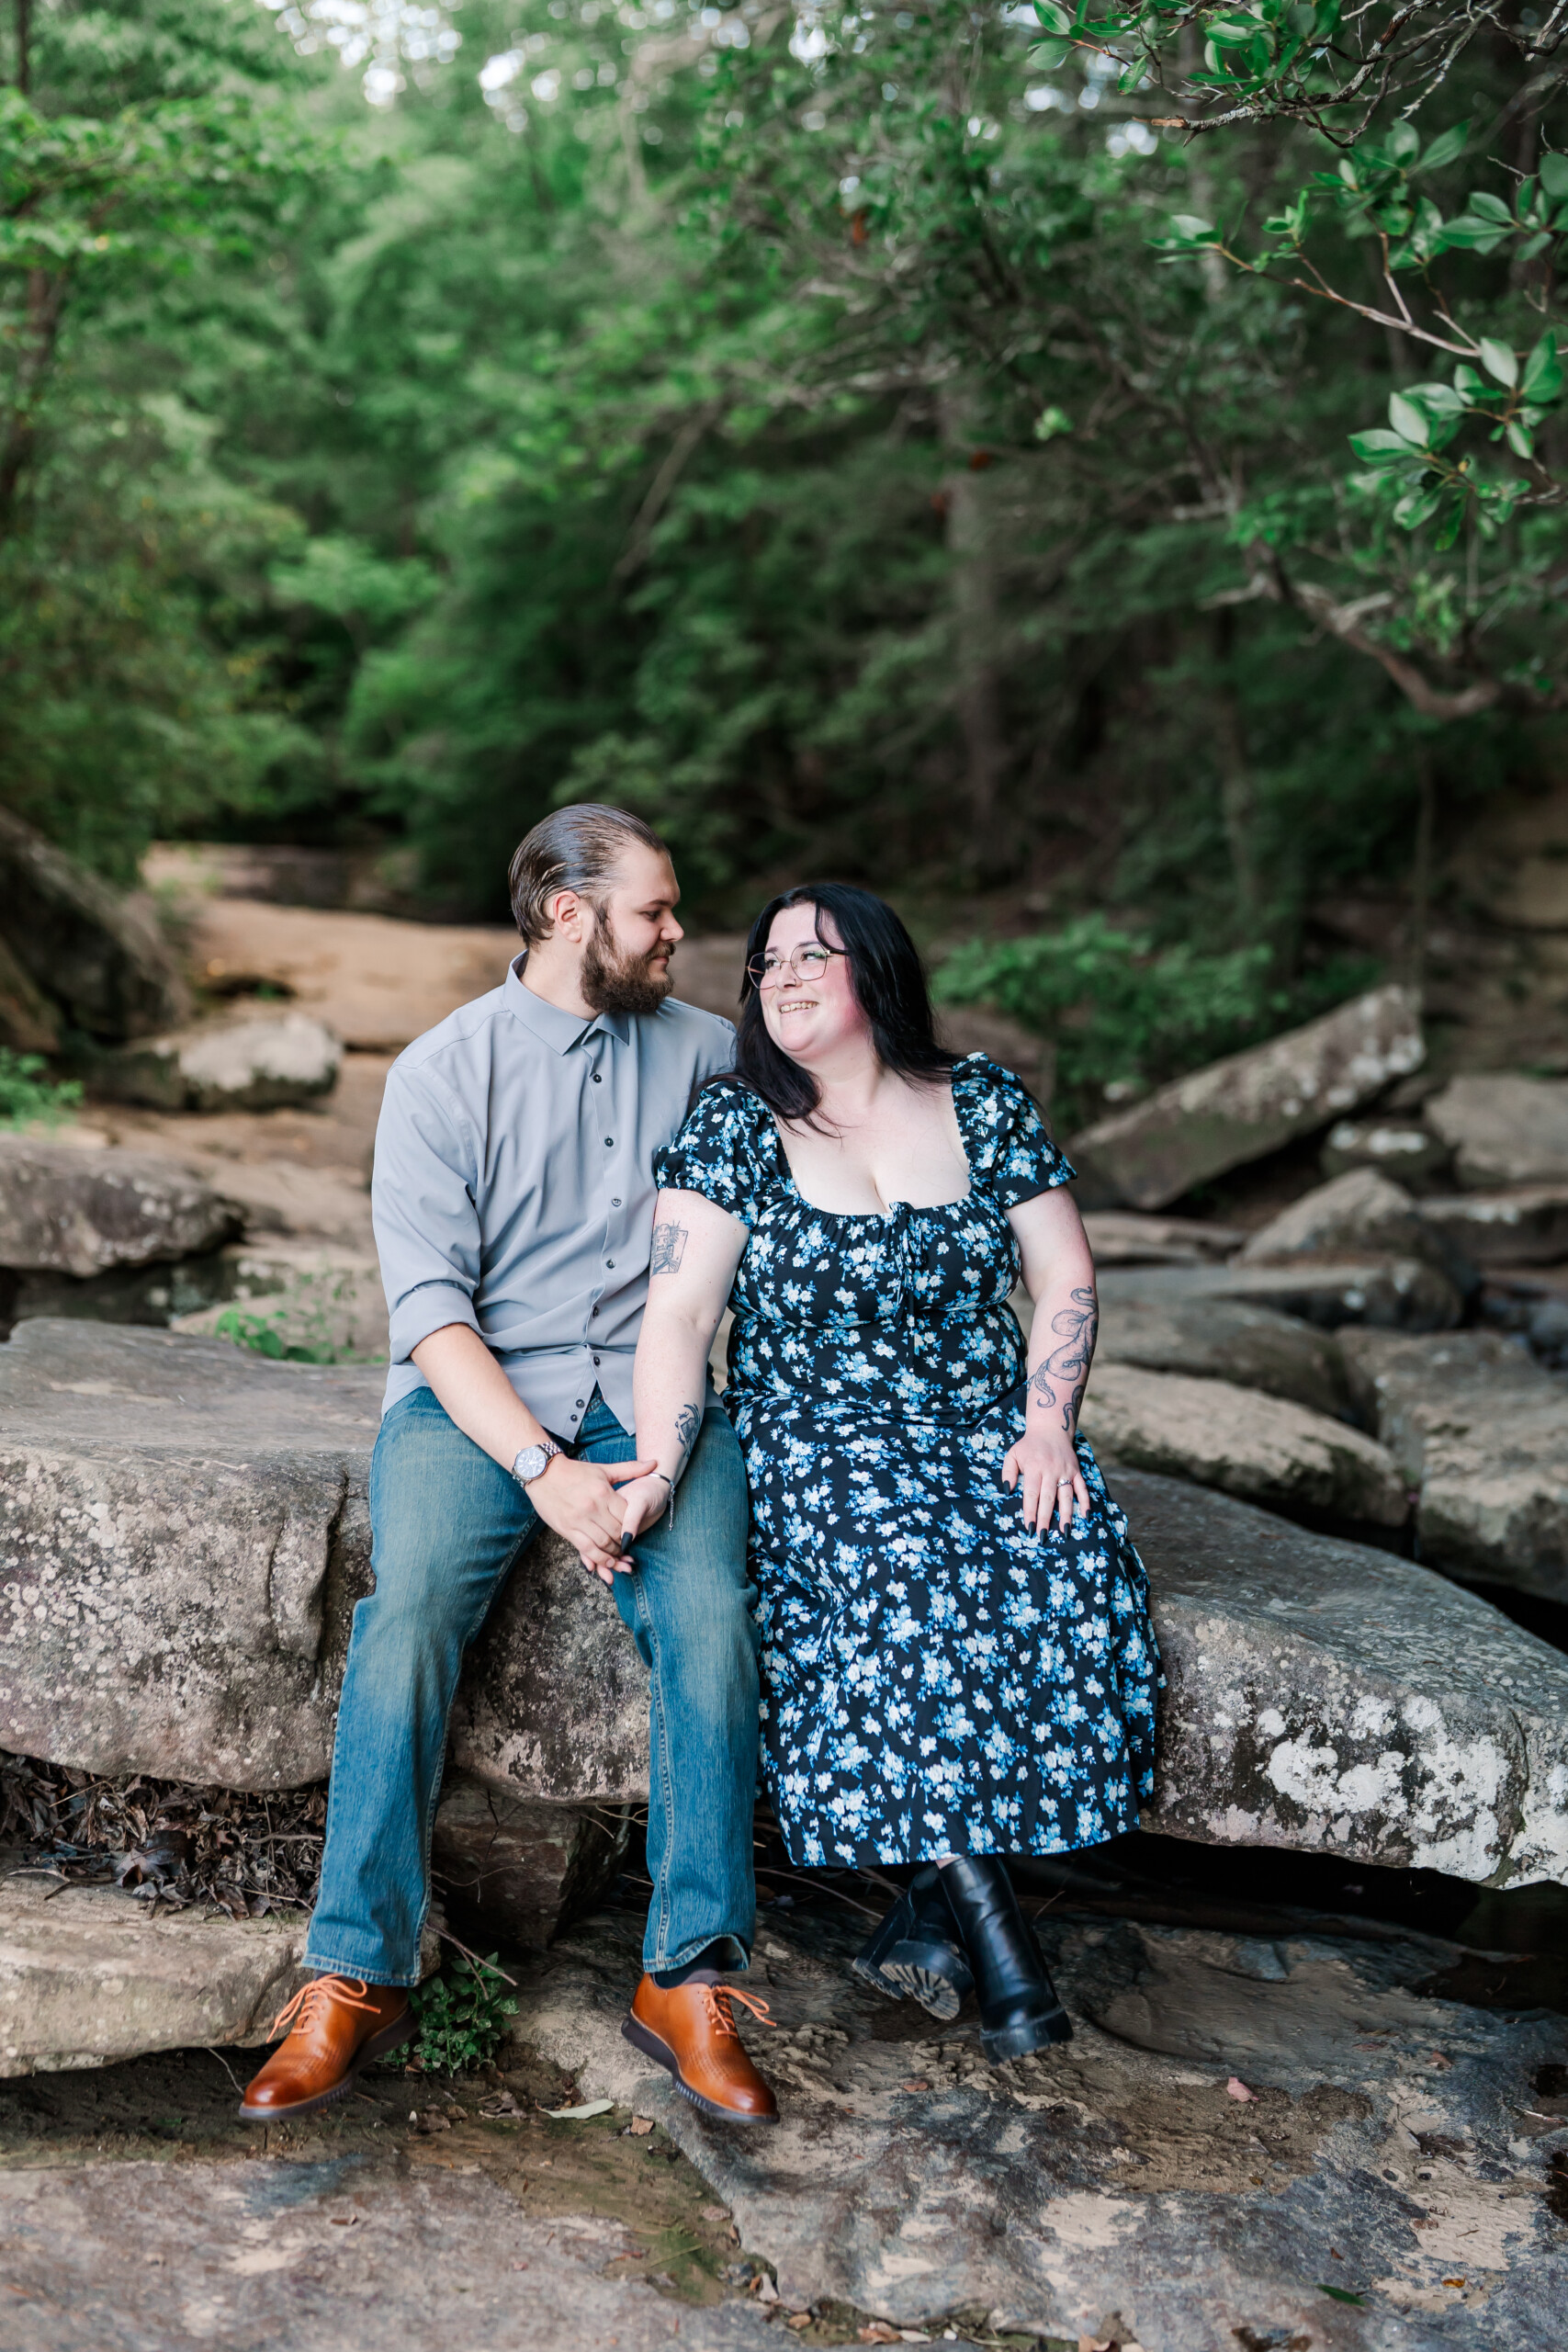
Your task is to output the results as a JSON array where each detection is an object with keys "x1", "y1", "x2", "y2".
[{"x1": 373, "y1": 1059, "x2": 484, "y2": 1363}]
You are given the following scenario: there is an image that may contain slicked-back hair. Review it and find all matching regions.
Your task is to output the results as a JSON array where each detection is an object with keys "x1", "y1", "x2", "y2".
[
  {"x1": 508, "y1": 803, "x2": 668, "y2": 945},
  {"x1": 731, "y1": 881, "x2": 955, "y2": 1126}
]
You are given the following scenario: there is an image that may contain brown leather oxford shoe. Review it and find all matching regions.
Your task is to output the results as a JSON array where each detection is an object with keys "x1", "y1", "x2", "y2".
[
  {"x1": 622, "y1": 1973, "x2": 779, "y2": 2124},
  {"x1": 239, "y1": 1974, "x2": 412, "y2": 2123}
]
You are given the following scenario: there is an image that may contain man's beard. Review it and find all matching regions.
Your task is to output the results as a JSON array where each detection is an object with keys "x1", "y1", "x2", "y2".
[{"x1": 581, "y1": 905, "x2": 674, "y2": 1016}]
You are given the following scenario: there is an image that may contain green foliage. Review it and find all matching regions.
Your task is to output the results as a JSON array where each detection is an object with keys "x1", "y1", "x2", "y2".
[
  {"x1": 0, "y1": 1050, "x2": 84, "y2": 1132},
  {"x1": 933, "y1": 917, "x2": 1378, "y2": 1128},
  {"x1": 209, "y1": 1306, "x2": 335, "y2": 1363},
  {"x1": 411, "y1": 1952, "x2": 519, "y2": 2075}
]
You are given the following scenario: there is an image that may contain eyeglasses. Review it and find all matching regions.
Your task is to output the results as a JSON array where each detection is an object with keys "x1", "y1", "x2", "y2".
[{"x1": 746, "y1": 944, "x2": 847, "y2": 988}]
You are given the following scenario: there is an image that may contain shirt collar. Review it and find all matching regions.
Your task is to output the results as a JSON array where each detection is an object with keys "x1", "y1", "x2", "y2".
[{"x1": 503, "y1": 956, "x2": 630, "y2": 1054}]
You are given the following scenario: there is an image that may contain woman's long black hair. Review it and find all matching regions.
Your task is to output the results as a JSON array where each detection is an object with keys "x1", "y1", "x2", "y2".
[{"x1": 729, "y1": 881, "x2": 954, "y2": 1125}]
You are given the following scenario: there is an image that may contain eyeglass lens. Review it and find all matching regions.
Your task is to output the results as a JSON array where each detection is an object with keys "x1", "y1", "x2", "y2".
[{"x1": 750, "y1": 945, "x2": 833, "y2": 981}]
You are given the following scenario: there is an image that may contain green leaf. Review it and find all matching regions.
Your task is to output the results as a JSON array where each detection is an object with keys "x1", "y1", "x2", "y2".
[
  {"x1": 1393, "y1": 482, "x2": 1443, "y2": 530},
  {"x1": 1348, "y1": 427, "x2": 1418, "y2": 463},
  {"x1": 1522, "y1": 331, "x2": 1563, "y2": 401},
  {"x1": 1466, "y1": 191, "x2": 1514, "y2": 223},
  {"x1": 1453, "y1": 364, "x2": 1485, "y2": 397},
  {"x1": 1316, "y1": 2286, "x2": 1368, "y2": 2309},
  {"x1": 1517, "y1": 230, "x2": 1552, "y2": 262},
  {"x1": 1029, "y1": 37, "x2": 1071, "y2": 66},
  {"x1": 1479, "y1": 337, "x2": 1518, "y2": 388},
  {"x1": 1539, "y1": 152, "x2": 1568, "y2": 199},
  {"x1": 1385, "y1": 120, "x2": 1419, "y2": 165},
  {"x1": 1034, "y1": 404, "x2": 1072, "y2": 441},
  {"x1": 1506, "y1": 419, "x2": 1536, "y2": 458},
  {"x1": 1033, "y1": 0, "x2": 1073, "y2": 27},
  {"x1": 1167, "y1": 214, "x2": 1217, "y2": 242},
  {"x1": 1407, "y1": 380, "x2": 1463, "y2": 415},
  {"x1": 1206, "y1": 15, "x2": 1268, "y2": 44},
  {"x1": 1432, "y1": 495, "x2": 1468, "y2": 551},
  {"x1": 1436, "y1": 217, "x2": 1509, "y2": 253},
  {"x1": 1416, "y1": 120, "x2": 1470, "y2": 172},
  {"x1": 1387, "y1": 391, "x2": 1430, "y2": 445}
]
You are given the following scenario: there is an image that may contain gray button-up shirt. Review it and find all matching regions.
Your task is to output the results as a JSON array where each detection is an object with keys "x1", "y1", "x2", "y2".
[{"x1": 374, "y1": 956, "x2": 736, "y2": 1439}]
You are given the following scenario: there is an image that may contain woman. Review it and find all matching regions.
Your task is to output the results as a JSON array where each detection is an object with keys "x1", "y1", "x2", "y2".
[{"x1": 617, "y1": 883, "x2": 1160, "y2": 2065}]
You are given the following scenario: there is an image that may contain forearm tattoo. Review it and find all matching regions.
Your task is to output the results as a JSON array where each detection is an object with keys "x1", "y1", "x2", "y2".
[
  {"x1": 673, "y1": 1400, "x2": 701, "y2": 1468},
  {"x1": 1040, "y1": 1285, "x2": 1097, "y2": 1433},
  {"x1": 649, "y1": 1220, "x2": 689, "y2": 1277}
]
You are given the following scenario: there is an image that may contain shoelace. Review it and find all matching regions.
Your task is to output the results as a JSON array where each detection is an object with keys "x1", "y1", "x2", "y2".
[
  {"x1": 700, "y1": 1984, "x2": 775, "y2": 2041},
  {"x1": 267, "y1": 1973, "x2": 381, "y2": 2042}
]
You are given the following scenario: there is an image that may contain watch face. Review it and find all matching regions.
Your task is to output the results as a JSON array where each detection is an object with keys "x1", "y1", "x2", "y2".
[{"x1": 514, "y1": 1445, "x2": 548, "y2": 1485}]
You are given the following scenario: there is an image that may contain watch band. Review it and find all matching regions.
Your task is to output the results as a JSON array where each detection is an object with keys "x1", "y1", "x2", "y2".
[{"x1": 512, "y1": 1437, "x2": 562, "y2": 1488}]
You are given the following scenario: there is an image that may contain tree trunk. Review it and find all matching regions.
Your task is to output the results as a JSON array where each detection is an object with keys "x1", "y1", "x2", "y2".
[
  {"x1": 1211, "y1": 607, "x2": 1260, "y2": 933},
  {"x1": 16, "y1": 0, "x2": 29, "y2": 94}
]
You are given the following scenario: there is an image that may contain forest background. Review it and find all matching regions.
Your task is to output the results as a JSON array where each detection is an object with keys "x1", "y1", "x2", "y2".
[{"x1": 2, "y1": 0, "x2": 1563, "y2": 1126}]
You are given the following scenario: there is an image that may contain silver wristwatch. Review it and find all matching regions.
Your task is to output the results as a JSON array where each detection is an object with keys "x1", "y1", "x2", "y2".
[{"x1": 512, "y1": 1438, "x2": 563, "y2": 1489}]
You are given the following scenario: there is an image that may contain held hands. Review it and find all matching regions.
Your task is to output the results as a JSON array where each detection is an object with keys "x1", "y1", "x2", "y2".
[
  {"x1": 615, "y1": 1472, "x2": 673, "y2": 1550},
  {"x1": 1002, "y1": 1423, "x2": 1089, "y2": 1536},
  {"x1": 527, "y1": 1453, "x2": 655, "y2": 1586}
]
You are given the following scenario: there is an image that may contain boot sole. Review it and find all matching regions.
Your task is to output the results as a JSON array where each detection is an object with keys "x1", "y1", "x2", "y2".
[
  {"x1": 621, "y1": 2015, "x2": 779, "y2": 2125},
  {"x1": 980, "y1": 2004, "x2": 1074, "y2": 2064},
  {"x1": 237, "y1": 2008, "x2": 413, "y2": 2123},
  {"x1": 878, "y1": 1937, "x2": 974, "y2": 2025}
]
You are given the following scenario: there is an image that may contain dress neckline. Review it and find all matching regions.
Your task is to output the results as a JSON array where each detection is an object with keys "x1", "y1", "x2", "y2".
[{"x1": 764, "y1": 1064, "x2": 987, "y2": 1222}]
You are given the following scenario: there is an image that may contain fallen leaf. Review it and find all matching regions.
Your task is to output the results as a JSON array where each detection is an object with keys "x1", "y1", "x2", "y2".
[
  {"x1": 545, "y1": 2099, "x2": 614, "y2": 2120},
  {"x1": 1316, "y1": 2283, "x2": 1367, "y2": 2306},
  {"x1": 630, "y1": 2115, "x2": 655, "y2": 2136},
  {"x1": 1441, "y1": 2277, "x2": 1465, "y2": 2288},
  {"x1": 1225, "y1": 2077, "x2": 1257, "y2": 2102},
  {"x1": 785, "y1": 2318, "x2": 812, "y2": 2334},
  {"x1": 857, "y1": 2331, "x2": 900, "y2": 2346},
  {"x1": 1429, "y1": 2052, "x2": 1452, "y2": 2069},
  {"x1": 700, "y1": 2204, "x2": 729, "y2": 2222},
  {"x1": 900, "y1": 2078, "x2": 931, "y2": 2092},
  {"x1": 755, "y1": 2274, "x2": 780, "y2": 2304}
]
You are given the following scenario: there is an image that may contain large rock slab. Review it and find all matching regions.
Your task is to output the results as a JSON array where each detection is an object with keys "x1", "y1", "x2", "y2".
[
  {"x1": 1100, "y1": 1254, "x2": 1463, "y2": 1331},
  {"x1": 0, "y1": 1319, "x2": 645, "y2": 1799},
  {"x1": 1321, "y1": 1114, "x2": 1452, "y2": 1189},
  {"x1": 93, "y1": 1012, "x2": 343, "y2": 1114},
  {"x1": 1237, "y1": 1166, "x2": 1472, "y2": 1288},
  {"x1": 525, "y1": 1902, "x2": 1568, "y2": 2349},
  {"x1": 1417, "y1": 1184, "x2": 1568, "y2": 1267},
  {"x1": 1097, "y1": 1289, "x2": 1348, "y2": 1416},
  {"x1": 1083, "y1": 1210, "x2": 1244, "y2": 1266},
  {"x1": 0, "y1": 1138, "x2": 241, "y2": 1278},
  {"x1": 0, "y1": 1870, "x2": 311, "y2": 2077},
  {"x1": 6, "y1": 1324, "x2": 1566, "y2": 1889},
  {"x1": 1426, "y1": 1073, "x2": 1568, "y2": 1189},
  {"x1": 1340, "y1": 1329, "x2": 1568, "y2": 1603},
  {"x1": 430, "y1": 1771, "x2": 630, "y2": 1950},
  {"x1": 0, "y1": 805, "x2": 191, "y2": 1042},
  {"x1": 1069, "y1": 983, "x2": 1425, "y2": 1210},
  {"x1": 1081, "y1": 1363, "x2": 1406, "y2": 1527},
  {"x1": 1121, "y1": 1467, "x2": 1568, "y2": 1886}
]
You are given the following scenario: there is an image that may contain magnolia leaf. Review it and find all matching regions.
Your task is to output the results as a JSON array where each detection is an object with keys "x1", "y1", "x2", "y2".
[
  {"x1": 1539, "y1": 152, "x2": 1568, "y2": 199},
  {"x1": 1522, "y1": 331, "x2": 1563, "y2": 401},
  {"x1": 1348, "y1": 427, "x2": 1417, "y2": 463},
  {"x1": 1479, "y1": 337, "x2": 1518, "y2": 388},
  {"x1": 1417, "y1": 120, "x2": 1469, "y2": 172},
  {"x1": 1387, "y1": 391, "x2": 1429, "y2": 445}
]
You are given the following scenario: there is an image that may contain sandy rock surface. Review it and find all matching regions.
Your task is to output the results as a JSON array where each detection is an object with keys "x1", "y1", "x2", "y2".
[
  {"x1": 519, "y1": 1901, "x2": 1568, "y2": 2349},
  {"x1": 0, "y1": 1137, "x2": 241, "y2": 1281},
  {"x1": 93, "y1": 1012, "x2": 344, "y2": 1114},
  {"x1": 1069, "y1": 984, "x2": 1425, "y2": 1210},
  {"x1": 1341, "y1": 1329, "x2": 1568, "y2": 1604},
  {"x1": 1081, "y1": 1362, "x2": 1406, "y2": 1526},
  {"x1": 1095, "y1": 1290, "x2": 1348, "y2": 1417},
  {"x1": 1426, "y1": 1075, "x2": 1568, "y2": 1190},
  {"x1": 1100, "y1": 1257, "x2": 1464, "y2": 1333}
]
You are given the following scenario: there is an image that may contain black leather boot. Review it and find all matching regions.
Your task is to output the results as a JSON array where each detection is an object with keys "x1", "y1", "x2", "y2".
[
  {"x1": 937, "y1": 1855, "x2": 1073, "y2": 2063},
  {"x1": 851, "y1": 1865, "x2": 974, "y2": 2022}
]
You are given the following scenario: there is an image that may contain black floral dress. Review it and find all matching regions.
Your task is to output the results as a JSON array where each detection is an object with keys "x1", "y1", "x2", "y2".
[{"x1": 654, "y1": 1056, "x2": 1161, "y2": 1871}]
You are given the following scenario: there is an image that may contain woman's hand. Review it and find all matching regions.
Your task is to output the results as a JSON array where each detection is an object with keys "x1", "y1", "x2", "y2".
[
  {"x1": 1002, "y1": 1424, "x2": 1089, "y2": 1536},
  {"x1": 613, "y1": 1471, "x2": 674, "y2": 1567}
]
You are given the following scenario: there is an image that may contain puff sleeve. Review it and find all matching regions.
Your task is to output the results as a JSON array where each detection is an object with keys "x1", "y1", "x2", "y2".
[
  {"x1": 653, "y1": 1080, "x2": 772, "y2": 1228},
  {"x1": 955, "y1": 1055, "x2": 1074, "y2": 1208}
]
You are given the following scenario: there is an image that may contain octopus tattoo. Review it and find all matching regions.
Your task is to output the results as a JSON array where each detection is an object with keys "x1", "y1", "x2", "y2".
[
  {"x1": 1027, "y1": 1286, "x2": 1099, "y2": 1432},
  {"x1": 674, "y1": 1401, "x2": 701, "y2": 1464}
]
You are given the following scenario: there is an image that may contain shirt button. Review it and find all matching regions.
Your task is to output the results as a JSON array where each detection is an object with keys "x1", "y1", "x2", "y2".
[
  {"x1": 611, "y1": 1197, "x2": 622, "y2": 1207},
  {"x1": 575, "y1": 1399, "x2": 584, "y2": 1409},
  {"x1": 591, "y1": 1305, "x2": 600, "y2": 1317},
  {"x1": 604, "y1": 1137, "x2": 614, "y2": 1148},
  {"x1": 605, "y1": 1259, "x2": 615, "y2": 1268},
  {"x1": 592, "y1": 1355, "x2": 602, "y2": 1366},
  {"x1": 592, "y1": 1072, "x2": 603, "y2": 1083}
]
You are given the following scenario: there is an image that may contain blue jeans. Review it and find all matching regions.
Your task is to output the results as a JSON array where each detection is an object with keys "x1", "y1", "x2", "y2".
[{"x1": 303, "y1": 1388, "x2": 759, "y2": 1986}]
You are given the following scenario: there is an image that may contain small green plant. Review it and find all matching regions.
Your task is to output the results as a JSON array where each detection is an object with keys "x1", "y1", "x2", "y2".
[
  {"x1": 411, "y1": 1952, "x2": 518, "y2": 2075},
  {"x1": 0, "y1": 1049, "x2": 83, "y2": 1132},
  {"x1": 933, "y1": 916, "x2": 1379, "y2": 1132},
  {"x1": 209, "y1": 1306, "x2": 337, "y2": 1364}
]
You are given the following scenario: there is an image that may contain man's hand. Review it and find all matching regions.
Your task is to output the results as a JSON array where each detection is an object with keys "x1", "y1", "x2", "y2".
[
  {"x1": 1002, "y1": 1426, "x2": 1089, "y2": 1536},
  {"x1": 528, "y1": 1453, "x2": 655, "y2": 1585}
]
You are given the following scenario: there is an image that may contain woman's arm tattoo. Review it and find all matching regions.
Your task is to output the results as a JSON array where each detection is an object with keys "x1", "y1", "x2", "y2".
[
  {"x1": 673, "y1": 1401, "x2": 701, "y2": 1465},
  {"x1": 1027, "y1": 1364, "x2": 1058, "y2": 1412},
  {"x1": 649, "y1": 1221, "x2": 689, "y2": 1278},
  {"x1": 1043, "y1": 1286, "x2": 1098, "y2": 1431}
]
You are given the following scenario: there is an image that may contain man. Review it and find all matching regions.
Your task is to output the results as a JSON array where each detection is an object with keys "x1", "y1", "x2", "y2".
[{"x1": 240, "y1": 804, "x2": 776, "y2": 2126}]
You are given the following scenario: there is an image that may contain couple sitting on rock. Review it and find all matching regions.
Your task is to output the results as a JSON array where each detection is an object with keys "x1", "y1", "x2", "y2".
[{"x1": 240, "y1": 805, "x2": 1161, "y2": 2126}]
